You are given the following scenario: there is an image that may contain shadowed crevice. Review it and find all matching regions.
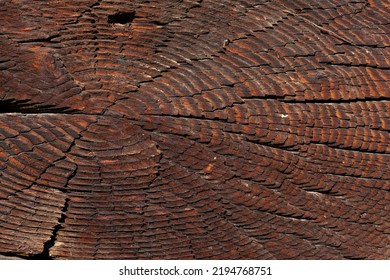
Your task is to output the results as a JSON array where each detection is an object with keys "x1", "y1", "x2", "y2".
[
  {"x1": 16, "y1": 34, "x2": 60, "y2": 44},
  {"x1": 28, "y1": 198, "x2": 70, "y2": 260},
  {"x1": 281, "y1": 96, "x2": 390, "y2": 104},
  {"x1": 107, "y1": 11, "x2": 136, "y2": 24},
  {"x1": 0, "y1": 99, "x2": 79, "y2": 114}
]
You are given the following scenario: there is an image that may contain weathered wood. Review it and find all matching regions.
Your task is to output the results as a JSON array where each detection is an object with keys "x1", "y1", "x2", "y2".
[{"x1": 0, "y1": 0, "x2": 389, "y2": 259}]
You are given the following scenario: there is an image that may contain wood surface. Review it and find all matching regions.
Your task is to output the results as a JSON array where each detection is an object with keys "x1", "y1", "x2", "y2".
[{"x1": 0, "y1": 0, "x2": 389, "y2": 259}]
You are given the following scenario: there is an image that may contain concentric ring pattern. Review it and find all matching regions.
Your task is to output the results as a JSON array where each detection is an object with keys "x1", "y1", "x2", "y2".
[{"x1": 0, "y1": 0, "x2": 389, "y2": 259}]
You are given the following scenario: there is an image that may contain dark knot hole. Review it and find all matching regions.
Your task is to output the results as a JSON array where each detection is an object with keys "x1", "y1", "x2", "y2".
[{"x1": 107, "y1": 11, "x2": 136, "y2": 24}]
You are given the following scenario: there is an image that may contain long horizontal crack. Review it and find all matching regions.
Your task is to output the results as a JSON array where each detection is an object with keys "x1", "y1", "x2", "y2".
[
  {"x1": 0, "y1": 99, "x2": 79, "y2": 114},
  {"x1": 319, "y1": 61, "x2": 390, "y2": 70},
  {"x1": 16, "y1": 34, "x2": 61, "y2": 44},
  {"x1": 281, "y1": 96, "x2": 390, "y2": 104}
]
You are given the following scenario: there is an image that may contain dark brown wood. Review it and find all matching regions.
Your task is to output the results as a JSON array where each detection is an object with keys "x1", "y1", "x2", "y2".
[{"x1": 0, "y1": 0, "x2": 389, "y2": 259}]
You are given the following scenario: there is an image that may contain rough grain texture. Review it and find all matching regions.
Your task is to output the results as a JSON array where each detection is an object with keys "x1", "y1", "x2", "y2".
[{"x1": 0, "y1": 0, "x2": 389, "y2": 259}]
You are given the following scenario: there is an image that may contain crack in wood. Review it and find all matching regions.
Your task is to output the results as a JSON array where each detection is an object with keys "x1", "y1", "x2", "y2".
[
  {"x1": 33, "y1": 198, "x2": 70, "y2": 259},
  {"x1": 0, "y1": 99, "x2": 79, "y2": 114},
  {"x1": 0, "y1": 0, "x2": 389, "y2": 260}
]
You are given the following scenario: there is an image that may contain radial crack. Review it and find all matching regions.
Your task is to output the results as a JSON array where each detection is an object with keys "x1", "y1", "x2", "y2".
[{"x1": 28, "y1": 198, "x2": 70, "y2": 259}]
